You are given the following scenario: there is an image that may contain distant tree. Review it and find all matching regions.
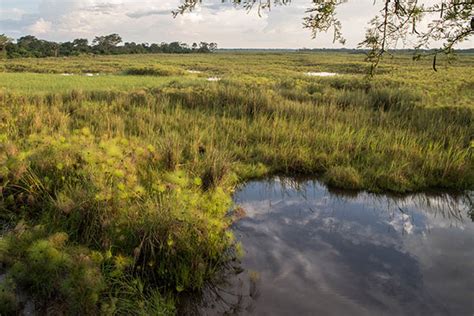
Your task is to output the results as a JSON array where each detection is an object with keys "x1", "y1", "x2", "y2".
[
  {"x1": 51, "y1": 42, "x2": 60, "y2": 57},
  {"x1": 192, "y1": 42, "x2": 198, "y2": 51},
  {"x1": 59, "y1": 42, "x2": 78, "y2": 56},
  {"x1": 174, "y1": 0, "x2": 474, "y2": 74},
  {"x1": 198, "y1": 42, "x2": 210, "y2": 53},
  {"x1": 149, "y1": 43, "x2": 162, "y2": 53},
  {"x1": 0, "y1": 34, "x2": 11, "y2": 59},
  {"x1": 167, "y1": 42, "x2": 185, "y2": 53},
  {"x1": 141, "y1": 43, "x2": 150, "y2": 52},
  {"x1": 72, "y1": 38, "x2": 90, "y2": 54},
  {"x1": 92, "y1": 34, "x2": 122, "y2": 54},
  {"x1": 195, "y1": 42, "x2": 218, "y2": 53},
  {"x1": 159, "y1": 42, "x2": 170, "y2": 53},
  {"x1": 16, "y1": 35, "x2": 57, "y2": 57},
  {"x1": 16, "y1": 35, "x2": 40, "y2": 55},
  {"x1": 123, "y1": 42, "x2": 148, "y2": 54},
  {"x1": 209, "y1": 42, "x2": 218, "y2": 52}
]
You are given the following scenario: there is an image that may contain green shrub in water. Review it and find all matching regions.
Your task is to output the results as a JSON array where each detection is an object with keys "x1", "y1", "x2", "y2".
[
  {"x1": 0, "y1": 130, "x2": 236, "y2": 313},
  {"x1": 0, "y1": 225, "x2": 104, "y2": 314}
]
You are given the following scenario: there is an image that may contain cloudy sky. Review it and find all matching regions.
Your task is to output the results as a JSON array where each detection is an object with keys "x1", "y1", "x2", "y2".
[{"x1": 0, "y1": 0, "x2": 472, "y2": 48}]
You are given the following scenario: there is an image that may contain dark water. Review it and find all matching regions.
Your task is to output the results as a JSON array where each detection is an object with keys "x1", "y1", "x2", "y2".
[{"x1": 202, "y1": 178, "x2": 474, "y2": 316}]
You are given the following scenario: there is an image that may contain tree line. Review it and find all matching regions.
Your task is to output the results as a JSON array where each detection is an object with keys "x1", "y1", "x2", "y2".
[{"x1": 0, "y1": 34, "x2": 218, "y2": 58}]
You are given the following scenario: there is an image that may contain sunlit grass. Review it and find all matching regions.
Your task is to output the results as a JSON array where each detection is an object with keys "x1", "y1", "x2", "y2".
[{"x1": 0, "y1": 72, "x2": 201, "y2": 94}]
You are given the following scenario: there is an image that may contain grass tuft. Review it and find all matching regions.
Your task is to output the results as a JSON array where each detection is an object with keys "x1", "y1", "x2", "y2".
[{"x1": 324, "y1": 166, "x2": 363, "y2": 190}]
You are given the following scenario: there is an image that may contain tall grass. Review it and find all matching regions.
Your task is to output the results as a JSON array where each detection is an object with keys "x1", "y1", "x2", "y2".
[{"x1": 0, "y1": 52, "x2": 472, "y2": 314}]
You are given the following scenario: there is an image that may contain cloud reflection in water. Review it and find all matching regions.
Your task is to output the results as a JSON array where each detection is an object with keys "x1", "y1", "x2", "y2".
[{"x1": 204, "y1": 178, "x2": 473, "y2": 316}]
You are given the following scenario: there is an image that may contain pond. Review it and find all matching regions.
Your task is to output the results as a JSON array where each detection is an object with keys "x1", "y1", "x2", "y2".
[{"x1": 198, "y1": 178, "x2": 474, "y2": 316}]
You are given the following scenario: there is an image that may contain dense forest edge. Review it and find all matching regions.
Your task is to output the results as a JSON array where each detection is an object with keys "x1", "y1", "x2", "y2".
[
  {"x1": 0, "y1": 33, "x2": 218, "y2": 58},
  {"x1": 2, "y1": 33, "x2": 472, "y2": 60}
]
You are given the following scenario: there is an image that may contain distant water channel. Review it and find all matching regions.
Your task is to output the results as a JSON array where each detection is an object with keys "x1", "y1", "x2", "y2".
[{"x1": 200, "y1": 178, "x2": 474, "y2": 316}]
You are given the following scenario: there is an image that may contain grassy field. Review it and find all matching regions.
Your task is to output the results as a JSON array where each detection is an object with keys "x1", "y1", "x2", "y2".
[{"x1": 0, "y1": 52, "x2": 473, "y2": 314}]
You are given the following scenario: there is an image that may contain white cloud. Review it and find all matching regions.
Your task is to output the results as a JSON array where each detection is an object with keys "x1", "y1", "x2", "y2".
[
  {"x1": 0, "y1": 7, "x2": 26, "y2": 20},
  {"x1": 27, "y1": 18, "x2": 52, "y2": 35}
]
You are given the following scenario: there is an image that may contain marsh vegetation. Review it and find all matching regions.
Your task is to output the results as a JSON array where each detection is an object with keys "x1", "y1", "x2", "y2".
[{"x1": 0, "y1": 52, "x2": 472, "y2": 314}]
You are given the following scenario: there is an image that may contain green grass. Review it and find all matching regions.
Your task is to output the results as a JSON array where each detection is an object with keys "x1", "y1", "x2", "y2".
[
  {"x1": 0, "y1": 52, "x2": 473, "y2": 314},
  {"x1": 0, "y1": 73, "x2": 201, "y2": 94}
]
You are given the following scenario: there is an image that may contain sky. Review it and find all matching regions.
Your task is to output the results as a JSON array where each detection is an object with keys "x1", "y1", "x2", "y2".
[{"x1": 0, "y1": 0, "x2": 472, "y2": 49}]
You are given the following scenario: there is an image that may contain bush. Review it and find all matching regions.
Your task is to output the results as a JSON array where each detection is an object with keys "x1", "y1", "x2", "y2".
[
  {"x1": 0, "y1": 226, "x2": 104, "y2": 314},
  {"x1": 0, "y1": 130, "x2": 236, "y2": 313},
  {"x1": 124, "y1": 67, "x2": 184, "y2": 77}
]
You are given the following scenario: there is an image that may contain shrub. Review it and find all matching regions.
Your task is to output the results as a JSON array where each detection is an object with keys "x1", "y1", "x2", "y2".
[
  {"x1": 0, "y1": 130, "x2": 236, "y2": 312},
  {"x1": 124, "y1": 67, "x2": 184, "y2": 77},
  {"x1": 0, "y1": 226, "x2": 104, "y2": 314}
]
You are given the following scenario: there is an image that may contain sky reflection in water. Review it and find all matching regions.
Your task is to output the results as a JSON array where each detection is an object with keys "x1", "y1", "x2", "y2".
[{"x1": 206, "y1": 178, "x2": 474, "y2": 316}]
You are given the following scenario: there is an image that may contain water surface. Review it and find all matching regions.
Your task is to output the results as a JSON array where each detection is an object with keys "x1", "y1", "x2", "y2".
[{"x1": 205, "y1": 178, "x2": 474, "y2": 315}]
